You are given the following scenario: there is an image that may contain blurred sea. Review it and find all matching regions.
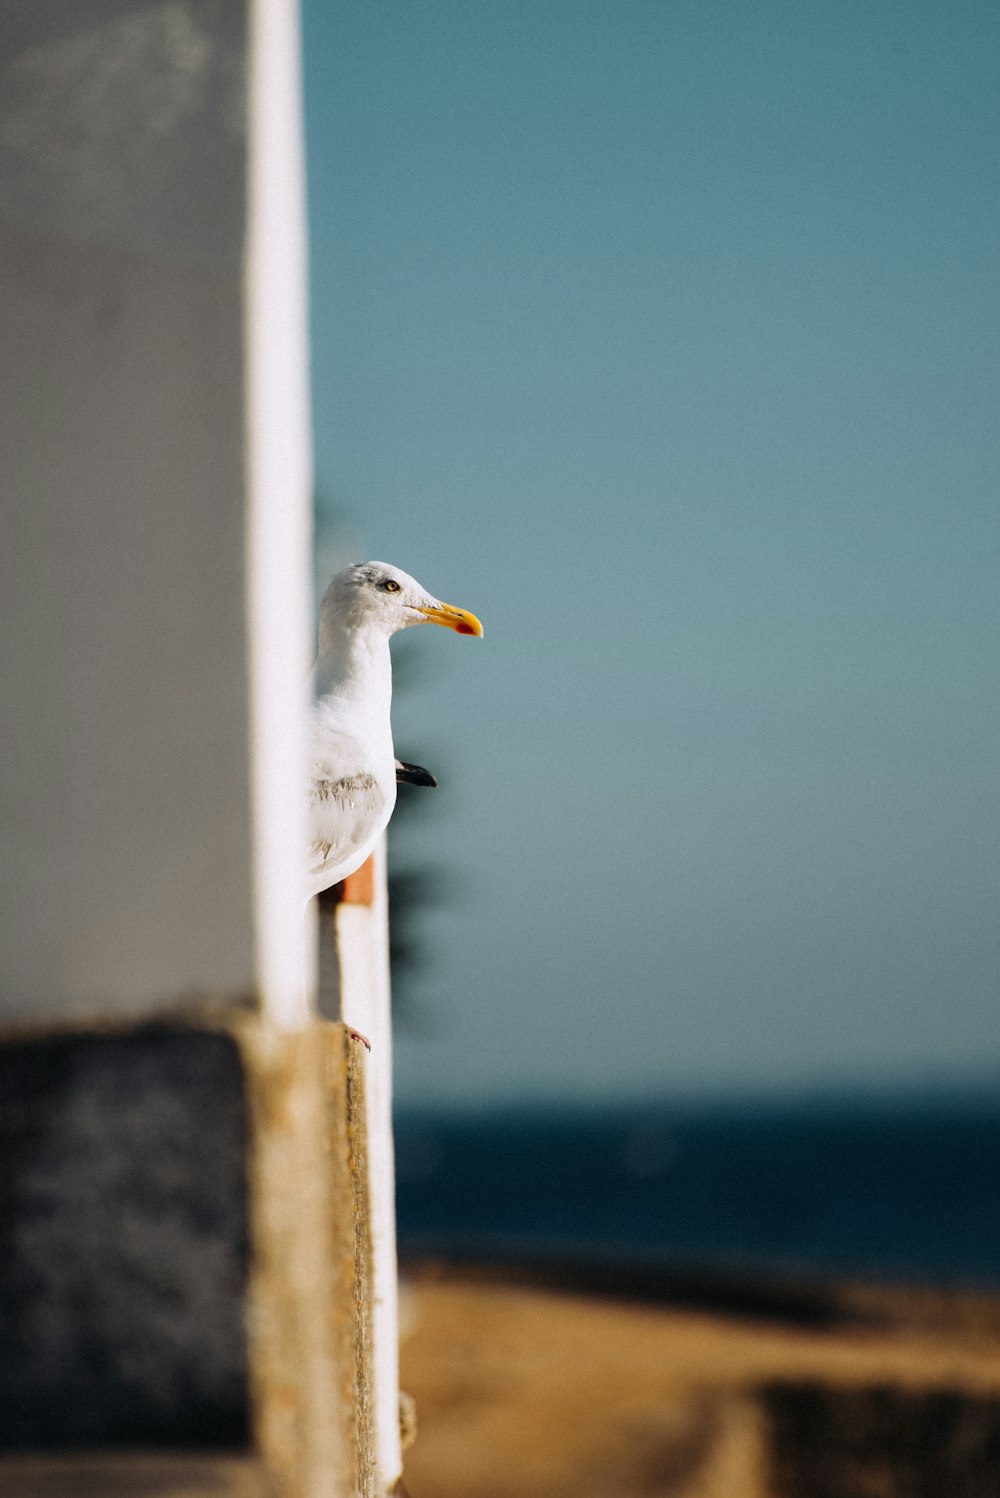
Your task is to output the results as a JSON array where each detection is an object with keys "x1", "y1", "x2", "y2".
[{"x1": 395, "y1": 1091, "x2": 1000, "y2": 1287}]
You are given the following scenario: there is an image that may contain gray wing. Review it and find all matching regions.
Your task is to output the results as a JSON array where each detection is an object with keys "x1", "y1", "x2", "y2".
[
  {"x1": 311, "y1": 771, "x2": 381, "y2": 810},
  {"x1": 308, "y1": 770, "x2": 389, "y2": 889}
]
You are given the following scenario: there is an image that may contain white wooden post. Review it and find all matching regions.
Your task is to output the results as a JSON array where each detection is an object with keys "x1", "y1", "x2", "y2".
[{"x1": 334, "y1": 842, "x2": 404, "y2": 1494}]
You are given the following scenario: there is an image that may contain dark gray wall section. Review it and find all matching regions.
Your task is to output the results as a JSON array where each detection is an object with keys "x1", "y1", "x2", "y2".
[{"x1": 0, "y1": 1028, "x2": 250, "y2": 1448}]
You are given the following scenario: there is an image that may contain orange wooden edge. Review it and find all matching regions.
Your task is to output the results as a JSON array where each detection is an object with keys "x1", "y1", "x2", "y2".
[{"x1": 339, "y1": 855, "x2": 376, "y2": 906}]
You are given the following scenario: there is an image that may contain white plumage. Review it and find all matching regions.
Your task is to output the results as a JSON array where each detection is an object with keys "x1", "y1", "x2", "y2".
[{"x1": 308, "y1": 561, "x2": 483, "y2": 898}]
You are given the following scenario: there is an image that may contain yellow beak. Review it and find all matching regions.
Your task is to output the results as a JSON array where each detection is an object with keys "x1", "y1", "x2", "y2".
[{"x1": 418, "y1": 601, "x2": 484, "y2": 637}]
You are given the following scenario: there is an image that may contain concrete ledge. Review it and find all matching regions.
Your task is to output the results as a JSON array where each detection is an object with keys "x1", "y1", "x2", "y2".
[{"x1": 241, "y1": 1017, "x2": 375, "y2": 1495}]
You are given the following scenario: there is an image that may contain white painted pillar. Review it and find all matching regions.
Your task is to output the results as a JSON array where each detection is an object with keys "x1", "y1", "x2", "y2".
[{"x1": 244, "y1": 0, "x2": 315, "y2": 1025}]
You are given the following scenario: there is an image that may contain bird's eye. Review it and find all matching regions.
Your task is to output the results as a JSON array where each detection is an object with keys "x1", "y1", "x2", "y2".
[{"x1": 381, "y1": 578, "x2": 402, "y2": 593}]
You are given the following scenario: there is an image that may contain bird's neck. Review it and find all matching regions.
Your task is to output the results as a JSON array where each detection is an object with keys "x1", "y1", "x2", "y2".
[{"x1": 313, "y1": 620, "x2": 393, "y2": 721}]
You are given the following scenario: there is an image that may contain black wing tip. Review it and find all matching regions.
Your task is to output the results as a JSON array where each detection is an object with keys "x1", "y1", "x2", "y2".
[{"x1": 395, "y1": 760, "x2": 439, "y2": 788}]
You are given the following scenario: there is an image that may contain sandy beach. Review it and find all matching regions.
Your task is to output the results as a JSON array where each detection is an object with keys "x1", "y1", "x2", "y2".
[{"x1": 398, "y1": 1261, "x2": 1000, "y2": 1498}]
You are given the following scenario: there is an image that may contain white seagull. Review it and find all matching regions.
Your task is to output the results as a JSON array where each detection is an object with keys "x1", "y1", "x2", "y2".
[{"x1": 308, "y1": 561, "x2": 483, "y2": 899}]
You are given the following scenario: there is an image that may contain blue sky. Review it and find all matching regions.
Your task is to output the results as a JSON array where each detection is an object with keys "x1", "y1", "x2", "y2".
[{"x1": 302, "y1": 0, "x2": 1000, "y2": 1104}]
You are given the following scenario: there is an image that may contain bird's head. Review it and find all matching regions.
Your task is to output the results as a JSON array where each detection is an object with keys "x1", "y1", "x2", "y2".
[{"x1": 320, "y1": 561, "x2": 484, "y2": 642}]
